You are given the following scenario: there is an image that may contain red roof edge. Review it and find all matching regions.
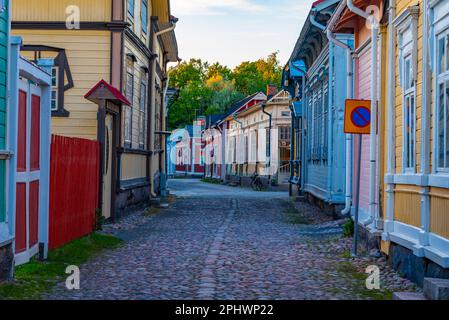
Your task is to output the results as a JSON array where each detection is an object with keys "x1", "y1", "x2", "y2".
[{"x1": 84, "y1": 79, "x2": 131, "y2": 106}]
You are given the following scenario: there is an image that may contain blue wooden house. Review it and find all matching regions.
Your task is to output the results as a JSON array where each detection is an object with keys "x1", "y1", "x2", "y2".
[
  {"x1": 0, "y1": 0, "x2": 13, "y2": 281},
  {"x1": 283, "y1": 0, "x2": 353, "y2": 215},
  {"x1": 0, "y1": 0, "x2": 52, "y2": 279}
]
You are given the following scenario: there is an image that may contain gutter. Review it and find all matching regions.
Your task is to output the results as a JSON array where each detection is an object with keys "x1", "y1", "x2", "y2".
[
  {"x1": 347, "y1": 0, "x2": 378, "y2": 228},
  {"x1": 325, "y1": 0, "x2": 353, "y2": 216}
]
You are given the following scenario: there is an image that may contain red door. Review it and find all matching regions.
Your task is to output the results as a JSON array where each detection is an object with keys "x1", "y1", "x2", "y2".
[{"x1": 15, "y1": 81, "x2": 41, "y2": 265}]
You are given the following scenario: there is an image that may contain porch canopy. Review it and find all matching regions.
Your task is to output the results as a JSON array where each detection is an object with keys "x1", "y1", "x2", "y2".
[{"x1": 84, "y1": 79, "x2": 130, "y2": 106}]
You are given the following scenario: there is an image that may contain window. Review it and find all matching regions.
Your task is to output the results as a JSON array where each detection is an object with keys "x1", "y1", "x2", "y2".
[
  {"x1": 403, "y1": 54, "x2": 416, "y2": 170},
  {"x1": 395, "y1": 6, "x2": 419, "y2": 172},
  {"x1": 128, "y1": 0, "x2": 135, "y2": 17},
  {"x1": 51, "y1": 67, "x2": 58, "y2": 111},
  {"x1": 138, "y1": 81, "x2": 147, "y2": 149},
  {"x1": 279, "y1": 126, "x2": 291, "y2": 141},
  {"x1": 141, "y1": 0, "x2": 148, "y2": 34},
  {"x1": 436, "y1": 31, "x2": 449, "y2": 170},
  {"x1": 323, "y1": 85, "x2": 329, "y2": 161},
  {"x1": 124, "y1": 59, "x2": 134, "y2": 147}
]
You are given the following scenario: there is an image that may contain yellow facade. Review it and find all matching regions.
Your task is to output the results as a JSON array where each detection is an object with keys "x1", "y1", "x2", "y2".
[
  {"x1": 12, "y1": 0, "x2": 111, "y2": 22},
  {"x1": 13, "y1": 29, "x2": 111, "y2": 139}
]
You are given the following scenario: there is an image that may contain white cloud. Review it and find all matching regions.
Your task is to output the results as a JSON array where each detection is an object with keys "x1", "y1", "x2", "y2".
[{"x1": 171, "y1": 0, "x2": 267, "y2": 16}]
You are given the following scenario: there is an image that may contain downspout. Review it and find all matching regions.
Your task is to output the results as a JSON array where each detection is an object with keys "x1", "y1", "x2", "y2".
[
  {"x1": 383, "y1": 0, "x2": 396, "y2": 239},
  {"x1": 150, "y1": 19, "x2": 177, "y2": 198},
  {"x1": 261, "y1": 103, "x2": 272, "y2": 180},
  {"x1": 289, "y1": 103, "x2": 295, "y2": 196},
  {"x1": 326, "y1": 2, "x2": 354, "y2": 216},
  {"x1": 311, "y1": 9, "x2": 334, "y2": 202},
  {"x1": 347, "y1": 0, "x2": 378, "y2": 226}
]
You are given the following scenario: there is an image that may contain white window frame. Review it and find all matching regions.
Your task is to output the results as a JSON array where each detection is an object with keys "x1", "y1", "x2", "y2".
[
  {"x1": 51, "y1": 67, "x2": 58, "y2": 111},
  {"x1": 435, "y1": 28, "x2": 449, "y2": 172},
  {"x1": 124, "y1": 59, "x2": 134, "y2": 147},
  {"x1": 394, "y1": 6, "x2": 419, "y2": 173},
  {"x1": 138, "y1": 80, "x2": 147, "y2": 149}
]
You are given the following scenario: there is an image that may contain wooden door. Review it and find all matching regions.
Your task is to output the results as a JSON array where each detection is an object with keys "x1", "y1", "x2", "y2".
[
  {"x1": 102, "y1": 113, "x2": 113, "y2": 219},
  {"x1": 15, "y1": 80, "x2": 41, "y2": 265}
]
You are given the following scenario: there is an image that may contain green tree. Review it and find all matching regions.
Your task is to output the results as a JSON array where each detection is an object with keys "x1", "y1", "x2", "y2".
[{"x1": 167, "y1": 53, "x2": 282, "y2": 130}]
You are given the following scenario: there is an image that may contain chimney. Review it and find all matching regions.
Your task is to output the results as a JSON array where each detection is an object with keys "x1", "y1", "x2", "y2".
[{"x1": 266, "y1": 84, "x2": 278, "y2": 99}]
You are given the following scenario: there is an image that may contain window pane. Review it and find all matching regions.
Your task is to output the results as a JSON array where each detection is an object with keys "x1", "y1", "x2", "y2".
[
  {"x1": 410, "y1": 95, "x2": 415, "y2": 168},
  {"x1": 405, "y1": 96, "x2": 410, "y2": 167},
  {"x1": 446, "y1": 81, "x2": 449, "y2": 167},
  {"x1": 446, "y1": 35, "x2": 449, "y2": 72},
  {"x1": 438, "y1": 38, "x2": 445, "y2": 75},
  {"x1": 405, "y1": 58, "x2": 411, "y2": 89},
  {"x1": 439, "y1": 83, "x2": 445, "y2": 167}
]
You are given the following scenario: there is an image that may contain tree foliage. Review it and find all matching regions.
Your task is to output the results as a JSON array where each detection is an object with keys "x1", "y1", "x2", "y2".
[{"x1": 167, "y1": 52, "x2": 283, "y2": 129}]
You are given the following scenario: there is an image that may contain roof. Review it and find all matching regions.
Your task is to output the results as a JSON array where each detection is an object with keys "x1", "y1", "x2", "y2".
[
  {"x1": 288, "y1": 0, "x2": 340, "y2": 67},
  {"x1": 84, "y1": 79, "x2": 130, "y2": 106}
]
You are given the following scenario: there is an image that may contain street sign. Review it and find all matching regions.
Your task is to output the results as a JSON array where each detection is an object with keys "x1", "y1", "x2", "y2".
[{"x1": 344, "y1": 99, "x2": 372, "y2": 134}]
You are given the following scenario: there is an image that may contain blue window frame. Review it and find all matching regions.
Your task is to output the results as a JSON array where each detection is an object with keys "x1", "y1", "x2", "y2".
[{"x1": 141, "y1": 0, "x2": 148, "y2": 34}]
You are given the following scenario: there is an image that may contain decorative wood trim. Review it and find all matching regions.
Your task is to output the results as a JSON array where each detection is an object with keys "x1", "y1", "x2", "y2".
[{"x1": 12, "y1": 21, "x2": 128, "y2": 31}]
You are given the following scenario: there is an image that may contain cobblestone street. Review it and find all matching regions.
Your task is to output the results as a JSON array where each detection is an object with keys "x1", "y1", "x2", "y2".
[{"x1": 46, "y1": 179, "x2": 418, "y2": 300}]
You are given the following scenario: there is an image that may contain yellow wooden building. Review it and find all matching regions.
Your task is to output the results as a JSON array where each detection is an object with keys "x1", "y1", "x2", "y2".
[
  {"x1": 380, "y1": 0, "x2": 449, "y2": 281},
  {"x1": 11, "y1": 0, "x2": 178, "y2": 220}
]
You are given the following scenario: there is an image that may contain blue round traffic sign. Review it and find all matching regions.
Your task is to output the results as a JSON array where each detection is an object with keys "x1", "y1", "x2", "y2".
[{"x1": 350, "y1": 106, "x2": 371, "y2": 128}]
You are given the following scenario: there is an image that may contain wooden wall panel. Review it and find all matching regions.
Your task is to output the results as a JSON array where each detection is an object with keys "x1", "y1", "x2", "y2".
[
  {"x1": 394, "y1": 186, "x2": 421, "y2": 227},
  {"x1": 121, "y1": 154, "x2": 147, "y2": 181},
  {"x1": 12, "y1": 0, "x2": 111, "y2": 22},
  {"x1": 430, "y1": 188, "x2": 449, "y2": 239},
  {"x1": 12, "y1": 29, "x2": 111, "y2": 140}
]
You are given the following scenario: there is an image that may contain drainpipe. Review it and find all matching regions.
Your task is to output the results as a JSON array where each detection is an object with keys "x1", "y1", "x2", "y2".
[
  {"x1": 326, "y1": 3, "x2": 354, "y2": 216},
  {"x1": 383, "y1": 0, "x2": 397, "y2": 239},
  {"x1": 150, "y1": 19, "x2": 177, "y2": 198},
  {"x1": 289, "y1": 103, "x2": 295, "y2": 196},
  {"x1": 347, "y1": 0, "x2": 378, "y2": 227},
  {"x1": 262, "y1": 103, "x2": 272, "y2": 180}
]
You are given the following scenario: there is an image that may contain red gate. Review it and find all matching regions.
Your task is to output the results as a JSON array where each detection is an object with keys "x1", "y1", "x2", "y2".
[{"x1": 49, "y1": 135, "x2": 100, "y2": 250}]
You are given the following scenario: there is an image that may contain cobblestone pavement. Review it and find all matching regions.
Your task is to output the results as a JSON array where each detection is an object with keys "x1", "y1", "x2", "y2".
[{"x1": 46, "y1": 179, "x2": 419, "y2": 300}]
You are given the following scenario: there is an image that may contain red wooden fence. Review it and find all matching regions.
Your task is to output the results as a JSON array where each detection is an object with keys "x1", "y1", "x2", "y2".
[{"x1": 49, "y1": 135, "x2": 100, "y2": 250}]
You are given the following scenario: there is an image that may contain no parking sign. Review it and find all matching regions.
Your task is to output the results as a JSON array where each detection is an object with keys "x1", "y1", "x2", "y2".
[{"x1": 344, "y1": 99, "x2": 372, "y2": 135}]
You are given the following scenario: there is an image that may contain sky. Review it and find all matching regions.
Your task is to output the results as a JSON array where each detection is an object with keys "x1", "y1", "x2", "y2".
[{"x1": 170, "y1": 0, "x2": 316, "y2": 68}]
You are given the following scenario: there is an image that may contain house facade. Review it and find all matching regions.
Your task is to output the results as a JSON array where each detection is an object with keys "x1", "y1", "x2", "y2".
[
  {"x1": 326, "y1": 0, "x2": 449, "y2": 284},
  {"x1": 202, "y1": 93, "x2": 267, "y2": 182},
  {"x1": 226, "y1": 90, "x2": 292, "y2": 186},
  {"x1": 11, "y1": 0, "x2": 178, "y2": 220},
  {"x1": 173, "y1": 118, "x2": 205, "y2": 177},
  {"x1": 283, "y1": 0, "x2": 353, "y2": 215}
]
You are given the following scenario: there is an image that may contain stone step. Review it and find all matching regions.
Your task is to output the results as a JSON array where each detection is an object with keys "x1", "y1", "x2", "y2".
[
  {"x1": 423, "y1": 277, "x2": 449, "y2": 300},
  {"x1": 392, "y1": 292, "x2": 427, "y2": 300}
]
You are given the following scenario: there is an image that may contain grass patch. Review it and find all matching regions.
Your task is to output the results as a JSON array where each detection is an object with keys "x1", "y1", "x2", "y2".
[
  {"x1": 283, "y1": 203, "x2": 310, "y2": 225},
  {"x1": 0, "y1": 233, "x2": 122, "y2": 300},
  {"x1": 333, "y1": 261, "x2": 393, "y2": 300},
  {"x1": 144, "y1": 206, "x2": 161, "y2": 216},
  {"x1": 201, "y1": 177, "x2": 221, "y2": 184},
  {"x1": 342, "y1": 218, "x2": 354, "y2": 238}
]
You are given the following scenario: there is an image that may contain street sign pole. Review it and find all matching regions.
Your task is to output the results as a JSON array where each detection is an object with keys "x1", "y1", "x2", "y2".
[{"x1": 352, "y1": 133, "x2": 362, "y2": 257}]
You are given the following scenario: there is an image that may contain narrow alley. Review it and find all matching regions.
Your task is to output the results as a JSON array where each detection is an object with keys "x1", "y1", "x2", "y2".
[{"x1": 45, "y1": 179, "x2": 417, "y2": 300}]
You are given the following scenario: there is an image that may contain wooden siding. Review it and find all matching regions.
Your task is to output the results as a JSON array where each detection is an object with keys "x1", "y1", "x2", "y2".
[
  {"x1": 12, "y1": 29, "x2": 111, "y2": 140},
  {"x1": 121, "y1": 153, "x2": 147, "y2": 181},
  {"x1": 394, "y1": 185, "x2": 421, "y2": 227},
  {"x1": 12, "y1": 0, "x2": 111, "y2": 22},
  {"x1": 0, "y1": 0, "x2": 8, "y2": 222},
  {"x1": 430, "y1": 188, "x2": 449, "y2": 239},
  {"x1": 126, "y1": 0, "x2": 153, "y2": 45}
]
